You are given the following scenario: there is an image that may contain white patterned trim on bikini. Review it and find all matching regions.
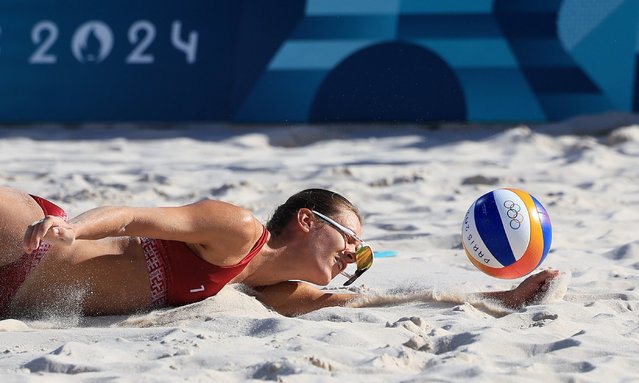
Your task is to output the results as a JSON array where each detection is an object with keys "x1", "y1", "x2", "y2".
[{"x1": 140, "y1": 238, "x2": 169, "y2": 308}]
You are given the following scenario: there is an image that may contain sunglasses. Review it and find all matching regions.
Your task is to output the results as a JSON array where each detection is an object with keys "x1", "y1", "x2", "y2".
[{"x1": 311, "y1": 210, "x2": 373, "y2": 286}]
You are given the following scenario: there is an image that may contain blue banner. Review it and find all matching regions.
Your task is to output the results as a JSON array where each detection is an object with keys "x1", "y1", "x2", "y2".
[{"x1": 0, "y1": 0, "x2": 637, "y2": 123}]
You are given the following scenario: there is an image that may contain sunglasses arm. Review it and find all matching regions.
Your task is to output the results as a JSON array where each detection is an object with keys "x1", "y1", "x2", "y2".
[{"x1": 341, "y1": 269, "x2": 365, "y2": 286}]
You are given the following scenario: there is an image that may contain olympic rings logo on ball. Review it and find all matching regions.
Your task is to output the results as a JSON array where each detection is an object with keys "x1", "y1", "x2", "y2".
[{"x1": 503, "y1": 200, "x2": 524, "y2": 229}]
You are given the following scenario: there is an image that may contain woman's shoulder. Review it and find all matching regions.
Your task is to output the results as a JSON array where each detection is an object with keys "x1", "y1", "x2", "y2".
[
  {"x1": 186, "y1": 199, "x2": 265, "y2": 265},
  {"x1": 194, "y1": 199, "x2": 262, "y2": 236}
]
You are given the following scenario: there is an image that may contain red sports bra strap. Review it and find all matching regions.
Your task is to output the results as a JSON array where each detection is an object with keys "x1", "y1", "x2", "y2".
[{"x1": 239, "y1": 226, "x2": 269, "y2": 266}]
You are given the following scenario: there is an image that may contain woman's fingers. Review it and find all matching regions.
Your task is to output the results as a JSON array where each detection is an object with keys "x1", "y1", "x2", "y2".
[
  {"x1": 23, "y1": 216, "x2": 70, "y2": 253},
  {"x1": 523, "y1": 270, "x2": 560, "y2": 304},
  {"x1": 524, "y1": 269, "x2": 560, "y2": 289},
  {"x1": 24, "y1": 218, "x2": 46, "y2": 252}
]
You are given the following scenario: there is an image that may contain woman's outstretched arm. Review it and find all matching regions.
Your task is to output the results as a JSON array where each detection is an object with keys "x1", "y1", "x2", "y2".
[{"x1": 254, "y1": 269, "x2": 561, "y2": 316}]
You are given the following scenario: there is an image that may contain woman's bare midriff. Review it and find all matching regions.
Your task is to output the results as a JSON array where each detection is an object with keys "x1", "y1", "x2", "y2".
[{"x1": 9, "y1": 236, "x2": 154, "y2": 316}]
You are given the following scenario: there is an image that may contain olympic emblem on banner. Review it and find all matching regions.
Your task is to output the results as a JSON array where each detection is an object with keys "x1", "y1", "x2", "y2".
[
  {"x1": 503, "y1": 200, "x2": 524, "y2": 229},
  {"x1": 71, "y1": 21, "x2": 114, "y2": 63}
]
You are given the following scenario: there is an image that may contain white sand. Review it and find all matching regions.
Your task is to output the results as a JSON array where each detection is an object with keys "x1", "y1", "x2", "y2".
[{"x1": 1, "y1": 113, "x2": 639, "y2": 382}]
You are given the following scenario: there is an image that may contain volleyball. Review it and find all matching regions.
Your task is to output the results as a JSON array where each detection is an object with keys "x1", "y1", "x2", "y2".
[{"x1": 461, "y1": 188, "x2": 552, "y2": 279}]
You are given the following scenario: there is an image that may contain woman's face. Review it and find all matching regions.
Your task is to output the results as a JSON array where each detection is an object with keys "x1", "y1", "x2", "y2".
[{"x1": 305, "y1": 209, "x2": 361, "y2": 285}]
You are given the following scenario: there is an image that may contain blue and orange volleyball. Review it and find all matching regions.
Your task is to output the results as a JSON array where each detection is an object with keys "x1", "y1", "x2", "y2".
[{"x1": 461, "y1": 188, "x2": 552, "y2": 279}]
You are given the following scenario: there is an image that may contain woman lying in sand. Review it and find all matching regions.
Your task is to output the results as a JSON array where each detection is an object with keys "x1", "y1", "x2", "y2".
[{"x1": 0, "y1": 186, "x2": 559, "y2": 318}]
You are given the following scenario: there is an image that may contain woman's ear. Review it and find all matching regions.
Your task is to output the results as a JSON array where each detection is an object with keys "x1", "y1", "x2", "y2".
[{"x1": 296, "y1": 208, "x2": 314, "y2": 233}]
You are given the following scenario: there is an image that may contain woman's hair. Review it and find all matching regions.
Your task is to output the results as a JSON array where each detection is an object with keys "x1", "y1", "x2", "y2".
[{"x1": 266, "y1": 189, "x2": 361, "y2": 237}]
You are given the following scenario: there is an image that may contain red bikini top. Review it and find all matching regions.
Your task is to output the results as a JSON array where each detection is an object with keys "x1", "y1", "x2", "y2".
[{"x1": 154, "y1": 226, "x2": 269, "y2": 305}]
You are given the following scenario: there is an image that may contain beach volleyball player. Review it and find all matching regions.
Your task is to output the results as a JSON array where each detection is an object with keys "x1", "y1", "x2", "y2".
[{"x1": 0, "y1": 186, "x2": 559, "y2": 318}]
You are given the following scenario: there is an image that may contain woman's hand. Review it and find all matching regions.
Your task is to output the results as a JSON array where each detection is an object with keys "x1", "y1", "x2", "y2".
[
  {"x1": 23, "y1": 216, "x2": 76, "y2": 253},
  {"x1": 482, "y1": 269, "x2": 561, "y2": 309}
]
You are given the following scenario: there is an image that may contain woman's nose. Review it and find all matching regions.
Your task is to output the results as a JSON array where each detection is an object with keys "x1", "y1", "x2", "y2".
[{"x1": 344, "y1": 250, "x2": 357, "y2": 264}]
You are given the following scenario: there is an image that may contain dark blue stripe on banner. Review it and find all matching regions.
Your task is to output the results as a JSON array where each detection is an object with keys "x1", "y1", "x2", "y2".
[
  {"x1": 494, "y1": 1, "x2": 562, "y2": 13},
  {"x1": 291, "y1": 16, "x2": 396, "y2": 39},
  {"x1": 474, "y1": 192, "x2": 516, "y2": 266},
  {"x1": 399, "y1": 15, "x2": 502, "y2": 38},
  {"x1": 494, "y1": 14, "x2": 558, "y2": 38},
  {"x1": 524, "y1": 67, "x2": 600, "y2": 93}
]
